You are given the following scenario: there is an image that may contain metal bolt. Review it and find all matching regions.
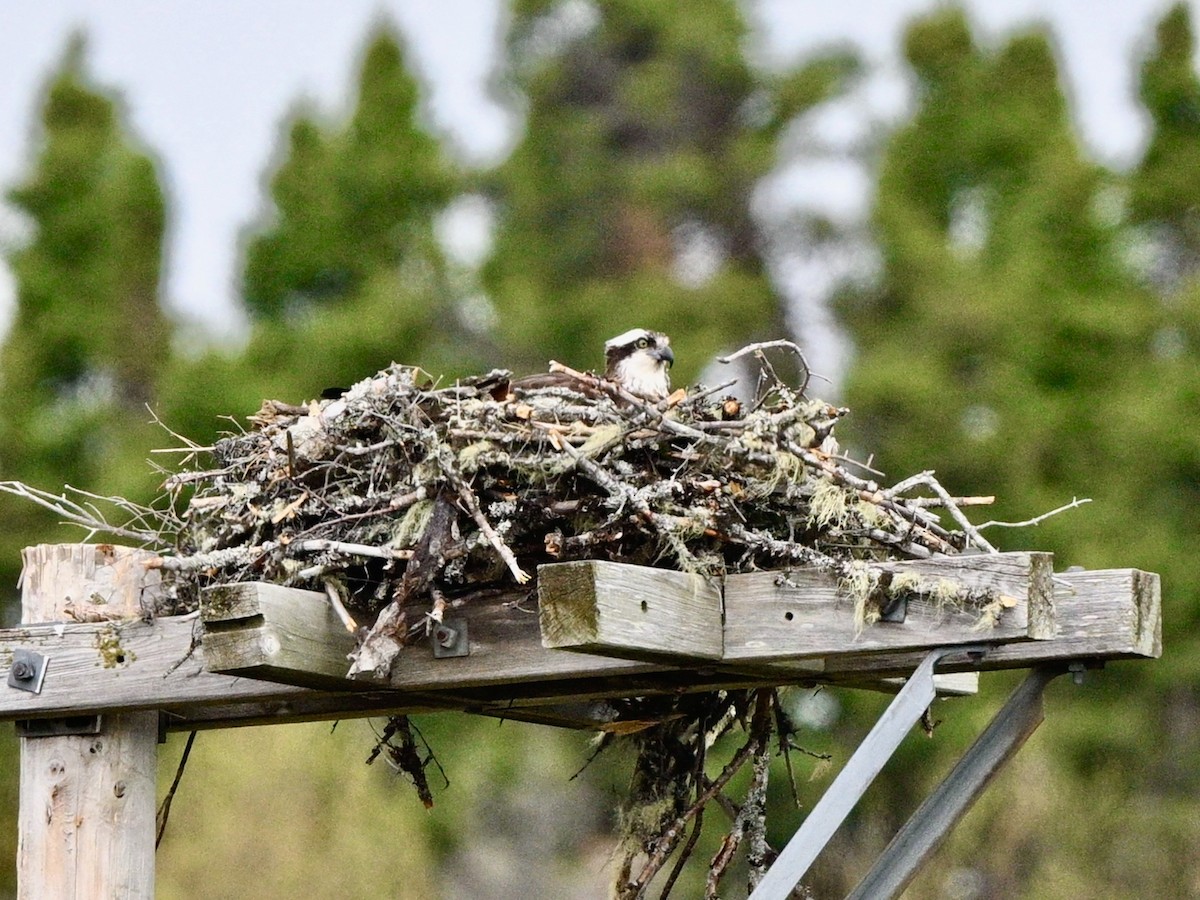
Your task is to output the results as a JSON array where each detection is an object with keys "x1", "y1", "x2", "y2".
[
  {"x1": 1069, "y1": 662, "x2": 1086, "y2": 686},
  {"x1": 434, "y1": 625, "x2": 458, "y2": 649},
  {"x1": 11, "y1": 660, "x2": 34, "y2": 681}
]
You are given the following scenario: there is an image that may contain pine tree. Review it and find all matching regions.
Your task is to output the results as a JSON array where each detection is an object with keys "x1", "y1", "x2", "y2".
[
  {"x1": 0, "y1": 35, "x2": 170, "y2": 598},
  {"x1": 828, "y1": 9, "x2": 1200, "y2": 896},
  {"x1": 482, "y1": 0, "x2": 857, "y2": 381},
  {"x1": 162, "y1": 22, "x2": 474, "y2": 440},
  {"x1": 242, "y1": 27, "x2": 456, "y2": 322},
  {"x1": 1128, "y1": 2, "x2": 1200, "y2": 288}
]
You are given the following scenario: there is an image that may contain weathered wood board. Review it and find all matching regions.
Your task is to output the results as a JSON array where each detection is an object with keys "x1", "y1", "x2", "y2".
[
  {"x1": 539, "y1": 560, "x2": 723, "y2": 661},
  {"x1": 821, "y1": 568, "x2": 1160, "y2": 678},
  {"x1": 723, "y1": 552, "x2": 1054, "y2": 664},
  {"x1": 0, "y1": 557, "x2": 1159, "y2": 732}
]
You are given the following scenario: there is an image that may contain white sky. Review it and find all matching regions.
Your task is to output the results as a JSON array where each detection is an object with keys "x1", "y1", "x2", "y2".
[{"x1": 0, "y1": 0, "x2": 1186, "y2": 350}]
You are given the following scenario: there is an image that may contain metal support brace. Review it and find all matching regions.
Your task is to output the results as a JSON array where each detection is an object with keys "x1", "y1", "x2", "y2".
[
  {"x1": 750, "y1": 646, "x2": 985, "y2": 900},
  {"x1": 750, "y1": 652, "x2": 1066, "y2": 900},
  {"x1": 846, "y1": 665, "x2": 1065, "y2": 899}
]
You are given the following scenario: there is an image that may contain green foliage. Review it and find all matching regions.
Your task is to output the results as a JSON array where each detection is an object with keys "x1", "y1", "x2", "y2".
[
  {"x1": 484, "y1": 0, "x2": 858, "y2": 381},
  {"x1": 1129, "y1": 2, "x2": 1200, "y2": 256},
  {"x1": 242, "y1": 24, "x2": 456, "y2": 322},
  {"x1": 9, "y1": 5, "x2": 1200, "y2": 897},
  {"x1": 162, "y1": 22, "x2": 479, "y2": 444},
  {"x1": 835, "y1": 7, "x2": 1200, "y2": 895},
  {"x1": 0, "y1": 36, "x2": 170, "y2": 596}
]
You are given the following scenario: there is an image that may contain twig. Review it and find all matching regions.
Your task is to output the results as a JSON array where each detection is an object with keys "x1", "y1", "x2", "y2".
[
  {"x1": 156, "y1": 731, "x2": 197, "y2": 849},
  {"x1": 716, "y1": 339, "x2": 814, "y2": 394},
  {"x1": 0, "y1": 481, "x2": 164, "y2": 544},
  {"x1": 453, "y1": 481, "x2": 530, "y2": 584},
  {"x1": 979, "y1": 497, "x2": 1092, "y2": 530},
  {"x1": 322, "y1": 578, "x2": 358, "y2": 632}
]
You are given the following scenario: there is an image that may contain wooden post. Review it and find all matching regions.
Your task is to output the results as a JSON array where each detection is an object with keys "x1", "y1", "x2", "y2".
[{"x1": 17, "y1": 544, "x2": 159, "y2": 899}]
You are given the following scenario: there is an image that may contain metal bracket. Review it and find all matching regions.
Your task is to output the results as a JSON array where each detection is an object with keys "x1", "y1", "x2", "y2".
[
  {"x1": 878, "y1": 593, "x2": 908, "y2": 623},
  {"x1": 15, "y1": 715, "x2": 104, "y2": 738},
  {"x1": 431, "y1": 619, "x2": 469, "y2": 658},
  {"x1": 7, "y1": 649, "x2": 48, "y2": 694},
  {"x1": 750, "y1": 645, "x2": 986, "y2": 900}
]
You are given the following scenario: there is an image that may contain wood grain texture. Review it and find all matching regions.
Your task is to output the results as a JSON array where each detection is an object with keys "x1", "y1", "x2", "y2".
[
  {"x1": 0, "y1": 559, "x2": 1158, "y2": 733},
  {"x1": 17, "y1": 544, "x2": 158, "y2": 900},
  {"x1": 200, "y1": 583, "x2": 361, "y2": 690},
  {"x1": 539, "y1": 560, "x2": 723, "y2": 661},
  {"x1": 724, "y1": 552, "x2": 1053, "y2": 663},
  {"x1": 822, "y1": 568, "x2": 1160, "y2": 678}
]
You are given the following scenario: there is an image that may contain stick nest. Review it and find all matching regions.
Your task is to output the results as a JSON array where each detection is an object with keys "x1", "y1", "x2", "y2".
[
  {"x1": 2, "y1": 346, "x2": 1049, "y2": 896},
  {"x1": 154, "y1": 356, "x2": 992, "y2": 644}
]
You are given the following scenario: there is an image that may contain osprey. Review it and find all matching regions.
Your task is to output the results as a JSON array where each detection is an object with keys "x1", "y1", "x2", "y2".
[
  {"x1": 324, "y1": 328, "x2": 676, "y2": 403},
  {"x1": 602, "y1": 328, "x2": 675, "y2": 400},
  {"x1": 510, "y1": 328, "x2": 675, "y2": 401}
]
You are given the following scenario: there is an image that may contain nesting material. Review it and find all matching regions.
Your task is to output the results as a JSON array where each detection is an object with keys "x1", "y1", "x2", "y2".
[{"x1": 150, "y1": 353, "x2": 1002, "y2": 675}]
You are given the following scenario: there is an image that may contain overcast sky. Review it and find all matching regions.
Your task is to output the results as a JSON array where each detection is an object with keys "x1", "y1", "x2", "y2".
[{"x1": 0, "y1": 1, "x2": 1187, "y2": 352}]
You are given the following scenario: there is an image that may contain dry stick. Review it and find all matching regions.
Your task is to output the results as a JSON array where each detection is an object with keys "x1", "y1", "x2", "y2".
[
  {"x1": 626, "y1": 729, "x2": 763, "y2": 895},
  {"x1": 793, "y1": 447, "x2": 958, "y2": 553},
  {"x1": 915, "y1": 473, "x2": 998, "y2": 553},
  {"x1": 979, "y1": 496, "x2": 1092, "y2": 530},
  {"x1": 659, "y1": 811, "x2": 705, "y2": 900},
  {"x1": 658, "y1": 711, "x2": 712, "y2": 900},
  {"x1": 705, "y1": 692, "x2": 775, "y2": 898},
  {"x1": 322, "y1": 578, "x2": 358, "y2": 632},
  {"x1": 156, "y1": 730, "x2": 197, "y2": 849},
  {"x1": 743, "y1": 746, "x2": 772, "y2": 893},
  {"x1": 717, "y1": 339, "x2": 815, "y2": 394},
  {"x1": 628, "y1": 693, "x2": 774, "y2": 896},
  {"x1": 0, "y1": 481, "x2": 163, "y2": 544},
  {"x1": 453, "y1": 480, "x2": 531, "y2": 584}
]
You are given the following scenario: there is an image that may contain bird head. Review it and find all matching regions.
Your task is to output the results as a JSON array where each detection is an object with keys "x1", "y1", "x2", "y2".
[{"x1": 604, "y1": 328, "x2": 674, "y2": 400}]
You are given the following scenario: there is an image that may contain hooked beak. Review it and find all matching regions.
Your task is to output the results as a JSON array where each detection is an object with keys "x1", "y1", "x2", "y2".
[{"x1": 653, "y1": 345, "x2": 675, "y2": 367}]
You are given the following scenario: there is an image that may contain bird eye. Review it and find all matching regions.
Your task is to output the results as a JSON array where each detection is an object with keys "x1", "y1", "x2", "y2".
[{"x1": 636, "y1": 338, "x2": 649, "y2": 349}]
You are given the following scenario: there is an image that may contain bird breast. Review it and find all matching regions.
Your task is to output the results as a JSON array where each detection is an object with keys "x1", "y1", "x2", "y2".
[{"x1": 613, "y1": 353, "x2": 671, "y2": 400}]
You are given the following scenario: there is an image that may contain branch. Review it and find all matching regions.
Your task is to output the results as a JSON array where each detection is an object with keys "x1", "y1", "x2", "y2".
[{"x1": 978, "y1": 496, "x2": 1092, "y2": 530}]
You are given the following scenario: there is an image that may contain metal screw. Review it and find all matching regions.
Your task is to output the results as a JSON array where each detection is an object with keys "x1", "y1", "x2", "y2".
[
  {"x1": 434, "y1": 625, "x2": 458, "y2": 649},
  {"x1": 11, "y1": 660, "x2": 34, "y2": 681}
]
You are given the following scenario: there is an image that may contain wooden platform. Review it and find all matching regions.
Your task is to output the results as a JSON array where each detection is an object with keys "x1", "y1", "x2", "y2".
[{"x1": 0, "y1": 549, "x2": 1160, "y2": 733}]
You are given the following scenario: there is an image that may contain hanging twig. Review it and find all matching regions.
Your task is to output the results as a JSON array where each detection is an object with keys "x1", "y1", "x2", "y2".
[{"x1": 156, "y1": 731, "x2": 197, "y2": 849}]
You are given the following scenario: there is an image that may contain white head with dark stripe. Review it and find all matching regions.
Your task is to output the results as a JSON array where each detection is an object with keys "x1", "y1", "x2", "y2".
[{"x1": 604, "y1": 328, "x2": 674, "y2": 400}]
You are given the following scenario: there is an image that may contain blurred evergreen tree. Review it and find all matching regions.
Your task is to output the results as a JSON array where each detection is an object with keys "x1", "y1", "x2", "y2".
[
  {"x1": 162, "y1": 22, "x2": 476, "y2": 442},
  {"x1": 0, "y1": 34, "x2": 171, "y2": 896},
  {"x1": 826, "y1": 8, "x2": 1200, "y2": 897},
  {"x1": 482, "y1": 0, "x2": 857, "y2": 382},
  {"x1": 1129, "y1": 2, "x2": 1200, "y2": 289},
  {"x1": 242, "y1": 27, "x2": 456, "y2": 321},
  {"x1": 0, "y1": 35, "x2": 170, "y2": 601}
]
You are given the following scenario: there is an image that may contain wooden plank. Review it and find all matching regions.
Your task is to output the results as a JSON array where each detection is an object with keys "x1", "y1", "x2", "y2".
[
  {"x1": 538, "y1": 560, "x2": 723, "y2": 661},
  {"x1": 723, "y1": 552, "x2": 1053, "y2": 664},
  {"x1": 16, "y1": 544, "x2": 157, "y2": 900},
  {"x1": 0, "y1": 616, "x2": 325, "y2": 721},
  {"x1": 822, "y1": 568, "x2": 1160, "y2": 678},
  {"x1": 0, "y1": 564, "x2": 1154, "y2": 731},
  {"x1": 201, "y1": 583, "x2": 363, "y2": 690}
]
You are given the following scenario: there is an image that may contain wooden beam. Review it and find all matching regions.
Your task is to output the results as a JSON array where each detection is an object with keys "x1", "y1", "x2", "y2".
[
  {"x1": 821, "y1": 568, "x2": 1160, "y2": 679},
  {"x1": 0, "y1": 561, "x2": 1155, "y2": 732},
  {"x1": 201, "y1": 582, "x2": 364, "y2": 690},
  {"x1": 538, "y1": 560, "x2": 723, "y2": 661},
  {"x1": 16, "y1": 544, "x2": 157, "y2": 900},
  {"x1": 723, "y1": 552, "x2": 1054, "y2": 664}
]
